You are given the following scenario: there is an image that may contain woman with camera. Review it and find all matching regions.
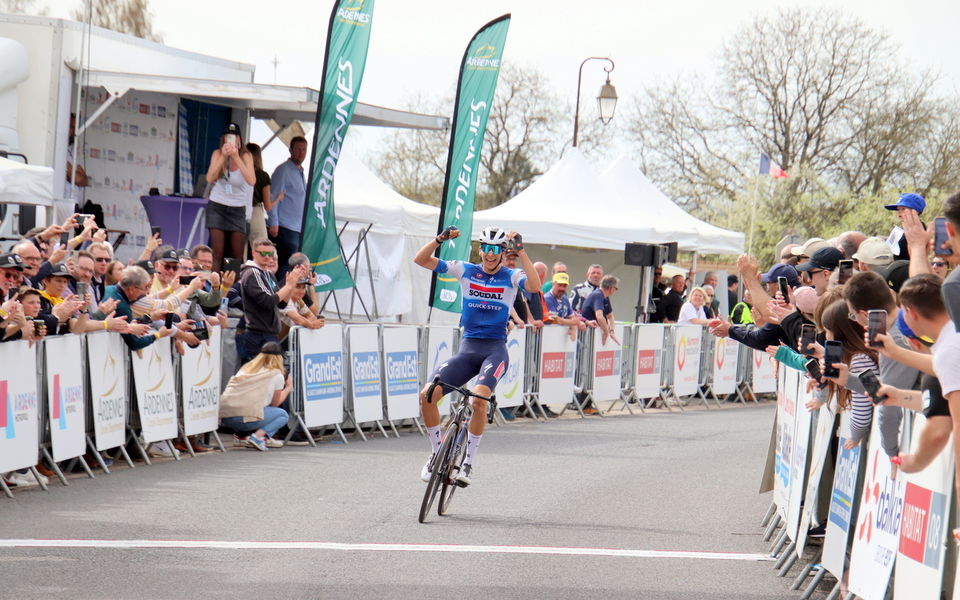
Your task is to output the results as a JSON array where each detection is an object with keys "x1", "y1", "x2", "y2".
[
  {"x1": 219, "y1": 341, "x2": 292, "y2": 451},
  {"x1": 205, "y1": 123, "x2": 255, "y2": 271}
]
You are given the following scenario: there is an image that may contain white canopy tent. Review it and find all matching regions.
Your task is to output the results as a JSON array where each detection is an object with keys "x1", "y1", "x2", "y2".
[
  {"x1": 599, "y1": 156, "x2": 744, "y2": 255},
  {"x1": 0, "y1": 156, "x2": 53, "y2": 206},
  {"x1": 324, "y1": 149, "x2": 453, "y2": 325}
]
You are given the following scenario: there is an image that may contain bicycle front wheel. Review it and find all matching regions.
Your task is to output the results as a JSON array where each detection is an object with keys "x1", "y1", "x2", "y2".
[
  {"x1": 438, "y1": 431, "x2": 467, "y2": 516},
  {"x1": 418, "y1": 423, "x2": 457, "y2": 523}
]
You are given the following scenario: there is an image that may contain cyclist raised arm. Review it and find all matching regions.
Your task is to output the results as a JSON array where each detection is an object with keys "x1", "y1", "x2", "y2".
[{"x1": 413, "y1": 226, "x2": 536, "y2": 487}]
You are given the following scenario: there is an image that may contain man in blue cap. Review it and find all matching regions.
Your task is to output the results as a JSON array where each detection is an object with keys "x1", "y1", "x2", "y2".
[{"x1": 885, "y1": 192, "x2": 926, "y2": 259}]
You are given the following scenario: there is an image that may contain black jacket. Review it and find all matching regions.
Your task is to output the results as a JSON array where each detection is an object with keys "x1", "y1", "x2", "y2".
[{"x1": 239, "y1": 262, "x2": 285, "y2": 335}]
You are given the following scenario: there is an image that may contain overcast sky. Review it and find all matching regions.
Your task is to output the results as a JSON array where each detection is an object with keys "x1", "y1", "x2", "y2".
[{"x1": 37, "y1": 0, "x2": 960, "y2": 171}]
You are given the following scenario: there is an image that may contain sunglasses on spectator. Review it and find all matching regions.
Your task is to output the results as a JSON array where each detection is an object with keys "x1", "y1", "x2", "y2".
[
  {"x1": 1, "y1": 270, "x2": 19, "y2": 280},
  {"x1": 256, "y1": 250, "x2": 276, "y2": 258},
  {"x1": 932, "y1": 261, "x2": 947, "y2": 267},
  {"x1": 94, "y1": 257, "x2": 111, "y2": 263},
  {"x1": 480, "y1": 244, "x2": 503, "y2": 255},
  {"x1": 160, "y1": 263, "x2": 178, "y2": 271}
]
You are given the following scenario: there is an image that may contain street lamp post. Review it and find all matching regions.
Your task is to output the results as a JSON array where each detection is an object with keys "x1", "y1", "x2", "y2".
[{"x1": 572, "y1": 56, "x2": 617, "y2": 147}]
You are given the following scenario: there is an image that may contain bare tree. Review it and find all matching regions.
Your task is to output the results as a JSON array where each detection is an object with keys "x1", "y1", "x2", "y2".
[
  {"x1": 628, "y1": 7, "x2": 960, "y2": 257},
  {"x1": 72, "y1": 0, "x2": 162, "y2": 42}
]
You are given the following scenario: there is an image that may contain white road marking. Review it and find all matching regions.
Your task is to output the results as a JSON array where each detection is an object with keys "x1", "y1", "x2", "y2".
[{"x1": 0, "y1": 539, "x2": 773, "y2": 561}]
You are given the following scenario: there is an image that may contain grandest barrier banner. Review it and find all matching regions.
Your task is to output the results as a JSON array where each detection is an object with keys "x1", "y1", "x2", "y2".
[
  {"x1": 299, "y1": 324, "x2": 345, "y2": 428},
  {"x1": 300, "y1": 0, "x2": 378, "y2": 291},
  {"x1": 496, "y1": 327, "x2": 525, "y2": 409},
  {"x1": 591, "y1": 324, "x2": 624, "y2": 403},
  {"x1": 87, "y1": 332, "x2": 127, "y2": 451},
  {"x1": 180, "y1": 327, "x2": 222, "y2": 437},
  {"x1": 894, "y1": 415, "x2": 954, "y2": 599},
  {"x1": 424, "y1": 326, "x2": 456, "y2": 417},
  {"x1": 633, "y1": 325, "x2": 664, "y2": 400},
  {"x1": 45, "y1": 335, "x2": 86, "y2": 462},
  {"x1": 848, "y1": 416, "x2": 906, "y2": 600},
  {"x1": 0, "y1": 340, "x2": 39, "y2": 473},
  {"x1": 131, "y1": 337, "x2": 178, "y2": 444},
  {"x1": 382, "y1": 326, "x2": 420, "y2": 421},
  {"x1": 711, "y1": 335, "x2": 739, "y2": 395},
  {"x1": 430, "y1": 14, "x2": 511, "y2": 313},
  {"x1": 347, "y1": 325, "x2": 383, "y2": 424},
  {"x1": 823, "y1": 411, "x2": 863, "y2": 578},
  {"x1": 539, "y1": 325, "x2": 576, "y2": 406},
  {"x1": 671, "y1": 325, "x2": 701, "y2": 398}
]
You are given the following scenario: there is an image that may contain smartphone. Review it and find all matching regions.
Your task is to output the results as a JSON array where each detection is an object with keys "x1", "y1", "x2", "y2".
[
  {"x1": 934, "y1": 216, "x2": 953, "y2": 256},
  {"x1": 163, "y1": 312, "x2": 174, "y2": 329},
  {"x1": 59, "y1": 231, "x2": 70, "y2": 246},
  {"x1": 804, "y1": 358, "x2": 827, "y2": 389},
  {"x1": 32, "y1": 319, "x2": 45, "y2": 335},
  {"x1": 823, "y1": 340, "x2": 843, "y2": 378},
  {"x1": 867, "y1": 309, "x2": 887, "y2": 347},
  {"x1": 150, "y1": 226, "x2": 162, "y2": 239},
  {"x1": 838, "y1": 260, "x2": 853, "y2": 285},
  {"x1": 75, "y1": 281, "x2": 88, "y2": 311},
  {"x1": 225, "y1": 134, "x2": 237, "y2": 147},
  {"x1": 223, "y1": 258, "x2": 241, "y2": 276},
  {"x1": 77, "y1": 213, "x2": 95, "y2": 221},
  {"x1": 178, "y1": 275, "x2": 196, "y2": 286},
  {"x1": 799, "y1": 324, "x2": 817, "y2": 356},
  {"x1": 857, "y1": 369, "x2": 887, "y2": 404},
  {"x1": 777, "y1": 276, "x2": 789, "y2": 301}
]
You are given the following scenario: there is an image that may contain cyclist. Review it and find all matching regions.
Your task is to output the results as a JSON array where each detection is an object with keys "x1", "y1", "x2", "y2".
[{"x1": 413, "y1": 226, "x2": 541, "y2": 486}]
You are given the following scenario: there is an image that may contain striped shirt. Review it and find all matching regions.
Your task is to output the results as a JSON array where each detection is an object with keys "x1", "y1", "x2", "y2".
[{"x1": 848, "y1": 353, "x2": 879, "y2": 445}]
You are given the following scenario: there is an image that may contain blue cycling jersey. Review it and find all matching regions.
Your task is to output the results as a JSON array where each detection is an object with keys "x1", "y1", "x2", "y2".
[{"x1": 435, "y1": 260, "x2": 526, "y2": 340}]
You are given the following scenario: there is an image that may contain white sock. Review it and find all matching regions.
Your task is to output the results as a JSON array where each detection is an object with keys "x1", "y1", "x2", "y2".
[
  {"x1": 464, "y1": 433, "x2": 482, "y2": 467},
  {"x1": 426, "y1": 426, "x2": 442, "y2": 454}
]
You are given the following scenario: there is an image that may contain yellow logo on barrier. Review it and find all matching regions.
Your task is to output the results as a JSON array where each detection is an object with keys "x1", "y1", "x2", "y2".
[{"x1": 676, "y1": 336, "x2": 687, "y2": 370}]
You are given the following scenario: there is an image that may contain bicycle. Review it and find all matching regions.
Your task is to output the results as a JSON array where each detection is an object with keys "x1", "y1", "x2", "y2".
[{"x1": 418, "y1": 376, "x2": 497, "y2": 524}]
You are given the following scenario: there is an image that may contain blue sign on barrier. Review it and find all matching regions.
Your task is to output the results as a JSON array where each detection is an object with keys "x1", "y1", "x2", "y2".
[
  {"x1": 828, "y1": 438, "x2": 860, "y2": 530},
  {"x1": 352, "y1": 351, "x2": 381, "y2": 397},
  {"x1": 386, "y1": 351, "x2": 418, "y2": 396},
  {"x1": 303, "y1": 352, "x2": 343, "y2": 402}
]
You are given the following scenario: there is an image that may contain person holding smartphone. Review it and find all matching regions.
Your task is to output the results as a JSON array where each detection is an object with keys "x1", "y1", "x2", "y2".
[{"x1": 205, "y1": 123, "x2": 255, "y2": 272}]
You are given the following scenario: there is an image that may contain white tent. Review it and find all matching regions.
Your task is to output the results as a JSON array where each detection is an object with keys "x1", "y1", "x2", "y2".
[
  {"x1": 473, "y1": 148, "x2": 693, "y2": 249},
  {"x1": 324, "y1": 150, "x2": 451, "y2": 325},
  {"x1": 0, "y1": 156, "x2": 52, "y2": 206},
  {"x1": 600, "y1": 155, "x2": 744, "y2": 255}
]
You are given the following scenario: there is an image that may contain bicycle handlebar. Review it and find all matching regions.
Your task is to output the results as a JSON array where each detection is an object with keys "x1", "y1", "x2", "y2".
[{"x1": 426, "y1": 375, "x2": 495, "y2": 403}]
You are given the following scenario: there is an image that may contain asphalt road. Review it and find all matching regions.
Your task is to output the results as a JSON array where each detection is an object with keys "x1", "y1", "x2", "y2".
[{"x1": 0, "y1": 403, "x2": 799, "y2": 599}]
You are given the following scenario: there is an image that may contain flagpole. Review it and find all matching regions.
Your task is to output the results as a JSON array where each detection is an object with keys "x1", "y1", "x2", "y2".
[{"x1": 747, "y1": 175, "x2": 759, "y2": 256}]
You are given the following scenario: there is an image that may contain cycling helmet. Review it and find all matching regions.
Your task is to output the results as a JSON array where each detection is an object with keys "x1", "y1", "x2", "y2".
[{"x1": 478, "y1": 227, "x2": 508, "y2": 247}]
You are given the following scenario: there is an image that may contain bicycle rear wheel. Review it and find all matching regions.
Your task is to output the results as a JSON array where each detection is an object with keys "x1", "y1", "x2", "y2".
[
  {"x1": 418, "y1": 424, "x2": 457, "y2": 523},
  {"x1": 438, "y1": 431, "x2": 467, "y2": 516}
]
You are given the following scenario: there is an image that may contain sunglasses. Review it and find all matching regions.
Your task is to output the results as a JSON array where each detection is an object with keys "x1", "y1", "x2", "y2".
[
  {"x1": 932, "y1": 261, "x2": 947, "y2": 267},
  {"x1": 159, "y1": 262, "x2": 178, "y2": 271},
  {"x1": 1, "y1": 270, "x2": 20, "y2": 280},
  {"x1": 256, "y1": 250, "x2": 276, "y2": 258},
  {"x1": 94, "y1": 257, "x2": 111, "y2": 263},
  {"x1": 480, "y1": 244, "x2": 503, "y2": 255}
]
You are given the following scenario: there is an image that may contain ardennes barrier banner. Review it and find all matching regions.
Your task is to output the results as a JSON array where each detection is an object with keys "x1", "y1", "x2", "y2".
[
  {"x1": 300, "y1": 0, "x2": 377, "y2": 291},
  {"x1": 45, "y1": 335, "x2": 86, "y2": 462},
  {"x1": 0, "y1": 340, "x2": 39, "y2": 472},
  {"x1": 429, "y1": 14, "x2": 511, "y2": 313}
]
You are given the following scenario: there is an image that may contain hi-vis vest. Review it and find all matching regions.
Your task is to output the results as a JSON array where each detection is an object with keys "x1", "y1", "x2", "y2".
[{"x1": 731, "y1": 301, "x2": 754, "y2": 325}]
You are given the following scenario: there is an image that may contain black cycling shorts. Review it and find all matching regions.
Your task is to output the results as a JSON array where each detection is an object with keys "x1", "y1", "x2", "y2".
[
  {"x1": 922, "y1": 374, "x2": 951, "y2": 419},
  {"x1": 430, "y1": 338, "x2": 508, "y2": 394}
]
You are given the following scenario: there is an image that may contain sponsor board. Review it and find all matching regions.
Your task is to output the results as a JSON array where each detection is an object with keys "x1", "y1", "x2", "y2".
[
  {"x1": 895, "y1": 415, "x2": 953, "y2": 599},
  {"x1": 823, "y1": 411, "x2": 863, "y2": 577},
  {"x1": 131, "y1": 337, "x2": 178, "y2": 444},
  {"x1": 849, "y1": 417, "x2": 906, "y2": 600},
  {"x1": 298, "y1": 325, "x2": 344, "y2": 427},
  {"x1": 45, "y1": 336, "x2": 86, "y2": 462},
  {"x1": 752, "y1": 349, "x2": 777, "y2": 394},
  {"x1": 496, "y1": 328, "x2": 526, "y2": 409},
  {"x1": 591, "y1": 324, "x2": 624, "y2": 402},
  {"x1": 180, "y1": 327, "x2": 221, "y2": 436},
  {"x1": 785, "y1": 370, "x2": 812, "y2": 542},
  {"x1": 382, "y1": 326, "x2": 419, "y2": 421},
  {"x1": 671, "y1": 325, "x2": 701, "y2": 397},
  {"x1": 633, "y1": 325, "x2": 664, "y2": 400},
  {"x1": 711, "y1": 336, "x2": 739, "y2": 395},
  {"x1": 347, "y1": 325, "x2": 383, "y2": 423},
  {"x1": 774, "y1": 367, "x2": 796, "y2": 515},
  {"x1": 86, "y1": 333, "x2": 127, "y2": 451},
  {"x1": 0, "y1": 341, "x2": 39, "y2": 472},
  {"x1": 538, "y1": 325, "x2": 576, "y2": 406},
  {"x1": 797, "y1": 400, "x2": 837, "y2": 556},
  {"x1": 425, "y1": 327, "x2": 456, "y2": 416}
]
